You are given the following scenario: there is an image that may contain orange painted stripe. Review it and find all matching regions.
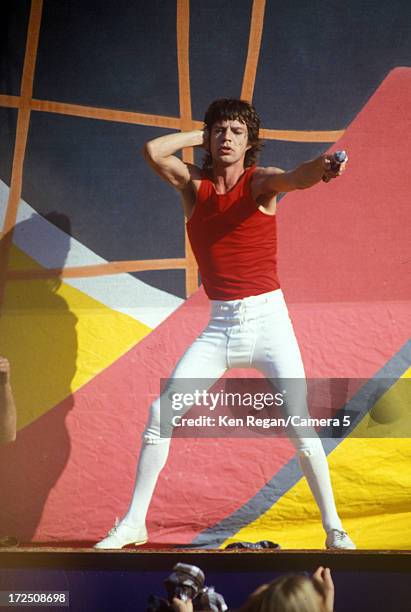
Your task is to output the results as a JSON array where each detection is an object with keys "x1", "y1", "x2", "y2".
[
  {"x1": 7, "y1": 258, "x2": 188, "y2": 281},
  {"x1": 190, "y1": 119, "x2": 206, "y2": 130},
  {"x1": 0, "y1": 0, "x2": 43, "y2": 308},
  {"x1": 176, "y1": 0, "x2": 193, "y2": 131},
  {"x1": 260, "y1": 127, "x2": 345, "y2": 142},
  {"x1": 1, "y1": 108, "x2": 32, "y2": 238},
  {"x1": 0, "y1": 95, "x2": 20, "y2": 109},
  {"x1": 30, "y1": 99, "x2": 181, "y2": 129},
  {"x1": 241, "y1": 0, "x2": 266, "y2": 102},
  {"x1": 177, "y1": 0, "x2": 198, "y2": 296},
  {"x1": 20, "y1": 2, "x2": 43, "y2": 102},
  {"x1": 0, "y1": 98, "x2": 345, "y2": 143},
  {"x1": 192, "y1": 120, "x2": 344, "y2": 142},
  {"x1": 2, "y1": 0, "x2": 43, "y2": 234}
]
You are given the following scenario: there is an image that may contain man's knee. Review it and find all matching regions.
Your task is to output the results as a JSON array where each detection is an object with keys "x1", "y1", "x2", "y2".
[
  {"x1": 142, "y1": 432, "x2": 170, "y2": 445},
  {"x1": 143, "y1": 397, "x2": 174, "y2": 443},
  {"x1": 294, "y1": 437, "x2": 324, "y2": 458}
]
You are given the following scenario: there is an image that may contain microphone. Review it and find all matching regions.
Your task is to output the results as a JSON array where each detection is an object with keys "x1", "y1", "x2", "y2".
[{"x1": 322, "y1": 150, "x2": 348, "y2": 182}]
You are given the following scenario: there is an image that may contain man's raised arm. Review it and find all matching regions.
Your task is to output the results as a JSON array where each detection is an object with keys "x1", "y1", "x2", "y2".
[
  {"x1": 0, "y1": 357, "x2": 16, "y2": 445},
  {"x1": 143, "y1": 130, "x2": 205, "y2": 190},
  {"x1": 253, "y1": 153, "x2": 348, "y2": 197}
]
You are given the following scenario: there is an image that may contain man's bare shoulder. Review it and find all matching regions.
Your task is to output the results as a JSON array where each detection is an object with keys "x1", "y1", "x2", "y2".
[
  {"x1": 254, "y1": 165, "x2": 286, "y2": 177},
  {"x1": 252, "y1": 165, "x2": 290, "y2": 197}
]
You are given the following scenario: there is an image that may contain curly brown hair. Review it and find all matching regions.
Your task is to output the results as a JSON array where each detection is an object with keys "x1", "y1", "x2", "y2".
[{"x1": 202, "y1": 98, "x2": 263, "y2": 169}]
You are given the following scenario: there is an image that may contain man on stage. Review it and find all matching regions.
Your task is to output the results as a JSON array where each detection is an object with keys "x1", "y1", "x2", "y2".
[{"x1": 96, "y1": 99, "x2": 355, "y2": 550}]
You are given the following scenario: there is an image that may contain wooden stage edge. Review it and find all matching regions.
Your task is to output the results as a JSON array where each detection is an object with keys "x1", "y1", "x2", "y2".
[{"x1": 0, "y1": 547, "x2": 410, "y2": 572}]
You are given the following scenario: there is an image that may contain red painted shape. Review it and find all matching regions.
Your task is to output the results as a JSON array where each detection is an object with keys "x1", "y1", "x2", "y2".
[
  {"x1": 0, "y1": 69, "x2": 410, "y2": 544},
  {"x1": 278, "y1": 67, "x2": 411, "y2": 304}
]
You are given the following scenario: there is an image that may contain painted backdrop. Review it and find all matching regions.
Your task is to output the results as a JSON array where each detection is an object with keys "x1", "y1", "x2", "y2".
[{"x1": 0, "y1": 0, "x2": 410, "y2": 548}]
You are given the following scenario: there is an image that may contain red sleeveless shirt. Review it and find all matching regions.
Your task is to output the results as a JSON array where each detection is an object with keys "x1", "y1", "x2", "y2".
[{"x1": 186, "y1": 165, "x2": 280, "y2": 300}]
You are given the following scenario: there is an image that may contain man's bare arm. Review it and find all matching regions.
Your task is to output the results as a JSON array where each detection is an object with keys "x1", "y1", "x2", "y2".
[
  {"x1": 0, "y1": 357, "x2": 16, "y2": 445},
  {"x1": 143, "y1": 130, "x2": 205, "y2": 190},
  {"x1": 253, "y1": 154, "x2": 347, "y2": 197}
]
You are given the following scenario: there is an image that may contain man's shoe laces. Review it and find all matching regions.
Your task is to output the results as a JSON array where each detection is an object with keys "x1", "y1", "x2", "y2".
[{"x1": 108, "y1": 518, "x2": 120, "y2": 536}]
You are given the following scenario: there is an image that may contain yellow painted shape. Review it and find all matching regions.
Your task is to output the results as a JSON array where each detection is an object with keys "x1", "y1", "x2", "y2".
[
  {"x1": 1, "y1": 245, "x2": 152, "y2": 430},
  {"x1": 223, "y1": 373, "x2": 411, "y2": 549}
]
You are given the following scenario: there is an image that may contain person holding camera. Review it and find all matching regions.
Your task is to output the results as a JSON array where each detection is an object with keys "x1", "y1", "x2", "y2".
[
  {"x1": 147, "y1": 563, "x2": 227, "y2": 612},
  {"x1": 146, "y1": 562, "x2": 334, "y2": 612}
]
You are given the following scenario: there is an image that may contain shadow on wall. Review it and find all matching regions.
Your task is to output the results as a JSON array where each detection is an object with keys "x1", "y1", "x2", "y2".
[{"x1": 0, "y1": 212, "x2": 77, "y2": 541}]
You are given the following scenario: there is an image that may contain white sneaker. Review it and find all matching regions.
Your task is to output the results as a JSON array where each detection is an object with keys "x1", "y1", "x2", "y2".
[
  {"x1": 325, "y1": 529, "x2": 356, "y2": 550},
  {"x1": 94, "y1": 518, "x2": 148, "y2": 550}
]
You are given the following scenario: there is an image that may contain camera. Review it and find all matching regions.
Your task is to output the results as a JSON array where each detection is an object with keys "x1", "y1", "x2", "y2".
[{"x1": 147, "y1": 563, "x2": 227, "y2": 611}]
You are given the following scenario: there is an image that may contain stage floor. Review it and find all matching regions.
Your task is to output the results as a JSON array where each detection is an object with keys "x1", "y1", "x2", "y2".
[{"x1": 1, "y1": 545, "x2": 410, "y2": 570}]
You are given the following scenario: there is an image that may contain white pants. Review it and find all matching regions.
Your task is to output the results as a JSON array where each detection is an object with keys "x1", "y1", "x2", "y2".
[
  {"x1": 124, "y1": 289, "x2": 342, "y2": 534},
  {"x1": 144, "y1": 289, "x2": 318, "y2": 452}
]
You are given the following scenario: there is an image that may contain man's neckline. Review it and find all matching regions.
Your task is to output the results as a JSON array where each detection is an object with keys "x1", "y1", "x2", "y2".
[{"x1": 208, "y1": 165, "x2": 254, "y2": 195}]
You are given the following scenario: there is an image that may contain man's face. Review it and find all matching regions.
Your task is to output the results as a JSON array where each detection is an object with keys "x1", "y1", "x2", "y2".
[{"x1": 208, "y1": 119, "x2": 251, "y2": 166}]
